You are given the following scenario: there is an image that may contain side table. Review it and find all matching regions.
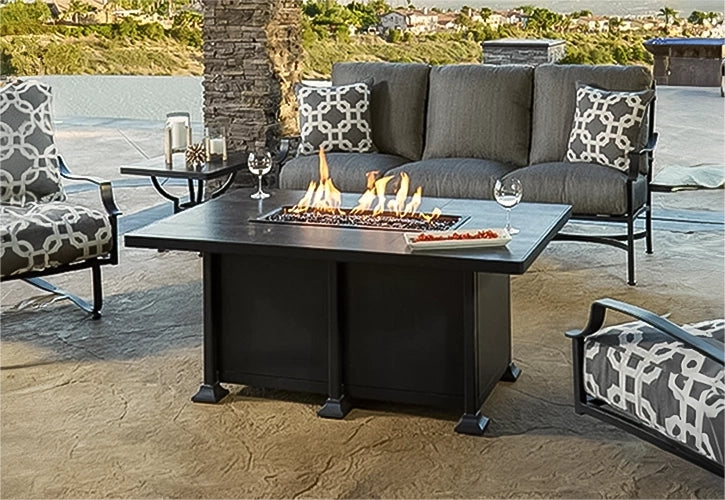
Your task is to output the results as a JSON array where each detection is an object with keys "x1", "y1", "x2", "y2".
[{"x1": 121, "y1": 152, "x2": 248, "y2": 213}]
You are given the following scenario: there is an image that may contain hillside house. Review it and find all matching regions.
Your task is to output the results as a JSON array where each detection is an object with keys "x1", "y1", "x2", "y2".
[{"x1": 379, "y1": 9, "x2": 439, "y2": 34}]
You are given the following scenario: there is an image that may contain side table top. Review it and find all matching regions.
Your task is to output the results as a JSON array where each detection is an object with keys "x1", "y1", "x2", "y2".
[{"x1": 120, "y1": 151, "x2": 248, "y2": 180}]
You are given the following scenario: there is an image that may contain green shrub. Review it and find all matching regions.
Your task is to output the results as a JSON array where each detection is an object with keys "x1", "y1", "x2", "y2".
[
  {"x1": 42, "y1": 42, "x2": 90, "y2": 74},
  {"x1": 0, "y1": 0, "x2": 51, "y2": 35}
]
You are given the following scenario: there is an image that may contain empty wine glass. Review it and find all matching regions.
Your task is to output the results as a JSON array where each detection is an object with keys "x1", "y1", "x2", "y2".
[
  {"x1": 493, "y1": 178, "x2": 522, "y2": 235},
  {"x1": 248, "y1": 150, "x2": 272, "y2": 199}
]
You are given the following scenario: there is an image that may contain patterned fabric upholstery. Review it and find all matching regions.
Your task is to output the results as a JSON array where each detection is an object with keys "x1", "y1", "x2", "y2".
[
  {"x1": 566, "y1": 83, "x2": 655, "y2": 172},
  {"x1": 0, "y1": 80, "x2": 66, "y2": 206},
  {"x1": 0, "y1": 202, "x2": 113, "y2": 278},
  {"x1": 583, "y1": 319, "x2": 725, "y2": 466},
  {"x1": 296, "y1": 82, "x2": 374, "y2": 156}
]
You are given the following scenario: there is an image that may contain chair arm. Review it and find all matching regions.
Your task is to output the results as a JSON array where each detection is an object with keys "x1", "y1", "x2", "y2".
[
  {"x1": 58, "y1": 156, "x2": 122, "y2": 218},
  {"x1": 275, "y1": 135, "x2": 300, "y2": 166},
  {"x1": 566, "y1": 298, "x2": 723, "y2": 364},
  {"x1": 627, "y1": 132, "x2": 659, "y2": 179}
]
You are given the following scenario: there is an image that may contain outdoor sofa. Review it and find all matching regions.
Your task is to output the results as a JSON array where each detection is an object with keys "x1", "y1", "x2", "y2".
[{"x1": 280, "y1": 62, "x2": 658, "y2": 285}]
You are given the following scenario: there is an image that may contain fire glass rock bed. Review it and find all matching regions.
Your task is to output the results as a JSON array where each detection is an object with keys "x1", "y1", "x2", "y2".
[{"x1": 125, "y1": 188, "x2": 571, "y2": 434}]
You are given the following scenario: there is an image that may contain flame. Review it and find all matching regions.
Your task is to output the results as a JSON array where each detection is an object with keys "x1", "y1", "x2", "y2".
[{"x1": 287, "y1": 148, "x2": 441, "y2": 221}]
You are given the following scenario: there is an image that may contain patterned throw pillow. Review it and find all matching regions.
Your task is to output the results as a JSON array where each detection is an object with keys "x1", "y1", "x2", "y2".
[
  {"x1": 0, "y1": 80, "x2": 66, "y2": 206},
  {"x1": 565, "y1": 83, "x2": 654, "y2": 172},
  {"x1": 296, "y1": 81, "x2": 374, "y2": 155}
]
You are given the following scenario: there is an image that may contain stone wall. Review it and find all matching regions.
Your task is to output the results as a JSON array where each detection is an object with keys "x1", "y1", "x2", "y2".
[
  {"x1": 202, "y1": 0, "x2": 302, "y2": 155},
  {"x1": 482, "y1": 39, "x2": 566, "y2": 65}
]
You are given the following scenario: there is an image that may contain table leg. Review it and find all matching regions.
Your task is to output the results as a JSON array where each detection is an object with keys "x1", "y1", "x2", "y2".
[
  {"x1": 455, "y1": 271, "x2": 489, "y2": 435},
  {"x1": 150, "y1": 176, "x2": 181, "y2": 213},
  {"x1": 318, "y1": 262, "x2": 352, "y2": 419},
  {"x1": 210, "y1": 172, "x2": 238, "y2": 199},
  {"x1": 196, "y1": 179, "x2": 204, "y2": 204},
  {"x1": 192, "y1": 253, "x2": 229, "y2": 404}
]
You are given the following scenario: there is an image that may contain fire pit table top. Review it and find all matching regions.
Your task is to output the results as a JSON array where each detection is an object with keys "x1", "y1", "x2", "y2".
[{"x1": 125, "y1": 188, "x2": 571, "y2": 275}]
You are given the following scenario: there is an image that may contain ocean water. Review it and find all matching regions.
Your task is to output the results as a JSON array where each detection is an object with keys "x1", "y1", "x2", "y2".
[{"x1": 395, "y1": 0, "x2": 725, "y2": 16}]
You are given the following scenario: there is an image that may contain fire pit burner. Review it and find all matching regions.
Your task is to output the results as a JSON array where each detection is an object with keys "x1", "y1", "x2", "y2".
[{"x1": 253, "y1": 206, "x2": 469, "y2": 232}]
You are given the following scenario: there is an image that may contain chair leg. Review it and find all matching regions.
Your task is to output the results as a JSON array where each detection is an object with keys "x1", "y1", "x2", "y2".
[
  {"x1": 645, "y1": 205, "x2": 653, "y2": 255},
  {"x1": 91, "y1": 263, "x2": 103, "y2": 320},
  {"x1": 627, "y1": 216, "x2": 636, "y2": 286}
]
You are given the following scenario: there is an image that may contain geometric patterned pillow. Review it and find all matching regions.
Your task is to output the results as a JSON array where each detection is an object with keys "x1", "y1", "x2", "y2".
[
  {"x1": 296, "y1": 81, "x2": 374, "y2": 155},
  {"x1": 565, "y1": 82, "x2": 655, "y2": 172},
  {"x1": 0, "y1": 80, "x2": 66, "y2": 207}
]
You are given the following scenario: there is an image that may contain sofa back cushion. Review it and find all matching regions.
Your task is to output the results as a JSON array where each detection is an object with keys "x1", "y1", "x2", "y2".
[
  {"x1": 332, "y1": 62, "x2": 430, "y2": 161},
  {"x1": 530, "y1": 64, "x2": 653, "y2": 165},
  {"x1": 0, "y1": 80, "x2": 66, "y2": 206},
  {"x1": 422, "y1": 64, "x2": 534, "y2": 167}
]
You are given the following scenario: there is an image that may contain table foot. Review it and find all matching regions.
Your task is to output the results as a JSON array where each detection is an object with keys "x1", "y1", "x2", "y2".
[
  {"x1": 500, "y1": 361, "x2": 521, "y2": 382},
  {"x1": 317, "y1": 396, "x2": 351, "y2": 419},
  {"x1": 455, "y1": 411, "x2": 490, "y2": 435},
  {"x1": 191, "y1": 383, "x2": 229, "y2": 404}
]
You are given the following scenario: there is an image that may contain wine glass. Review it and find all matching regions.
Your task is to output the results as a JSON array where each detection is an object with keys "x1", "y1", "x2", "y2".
[
  {"x1": 248, "y1": 150, "x2": 272, "y2": 199},
  {"x1": 493, "y1": 178, "x2": 522, "y2": 235}
]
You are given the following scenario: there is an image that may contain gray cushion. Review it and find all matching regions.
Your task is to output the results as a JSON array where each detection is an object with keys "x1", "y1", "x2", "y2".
[
  {"x1": 566, "y1": 83, "x2": 655, "y2": 172},
  {"x1": 279, "y1": 152, "x2": 410, "y2": 193},
  {"x1": 530, "y1": 64, "x2": 653, "y2": 165},
  {"x1": 386, "y1": 158, "x2": 517, "y2": 199},
  {"x1": 296, "y1": 81, "x2": 374, "y2": 155},
  {"x1": 506, "y1": 161, "x2": 647, "y2": 215},
  {"x1": 0, "y1": 202, "x2": 113, "y2": 278},
  {"x1": 332, "y1": 62, "x2": 430, "y2": 161},
  {"x1": 0, "y1": 80, "x2": 66, "y2": 207},
  {"x1": 423, "y1": 64, "x2": 534, "y2": 167},
  {"x1": 584, "y1": 318, "x2": 724, "y2": 467}
]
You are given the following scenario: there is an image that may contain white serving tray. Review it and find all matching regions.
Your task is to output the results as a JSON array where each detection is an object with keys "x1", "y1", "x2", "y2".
[{"x1": 404, "y1": 228, "x2": 512, "y2": 250}]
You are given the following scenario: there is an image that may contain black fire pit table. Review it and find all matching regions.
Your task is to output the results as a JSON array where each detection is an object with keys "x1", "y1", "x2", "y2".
[{"x1": 125, "y1": 188, "x2": 571, "y2": 435}]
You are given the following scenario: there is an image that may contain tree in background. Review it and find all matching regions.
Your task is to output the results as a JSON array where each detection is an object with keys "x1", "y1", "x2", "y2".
[
  {"x1": 63, "y1": 0, "x2": 97, "y2": 24},
  {"x1": 658, "y1": 6, "x2": 679, "y2": 29}
]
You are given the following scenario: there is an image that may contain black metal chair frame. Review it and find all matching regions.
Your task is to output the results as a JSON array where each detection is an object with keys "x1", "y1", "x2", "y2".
[
  {"x1": 566, "y1": 298, "x2": 724, "y2": 477},
  {"x1": 1, "y1": 156, "x2": 121, "y2": 319},
  {"x1": 555, "y1": 89, "x2": 658, "y2": 286}
]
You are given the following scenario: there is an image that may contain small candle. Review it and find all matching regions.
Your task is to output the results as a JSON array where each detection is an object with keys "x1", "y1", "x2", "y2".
[
  {"x1": 209, "y1": 138, "x2": 224, "y2": 154},
  {"x1": 170, "y1": 122, "x2": 187, "y2": 150}
]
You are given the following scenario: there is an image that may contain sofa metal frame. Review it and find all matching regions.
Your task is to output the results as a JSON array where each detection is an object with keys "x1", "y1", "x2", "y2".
[
  {"x1": 566, "y1": 298, "x2": 724, "y2": 477},
  {"x1": 2, "y1": 157, "x2": 121, "y2": 319},
  {"x1": 554, "y1": 89, "x2": 658, "y2": 286}
]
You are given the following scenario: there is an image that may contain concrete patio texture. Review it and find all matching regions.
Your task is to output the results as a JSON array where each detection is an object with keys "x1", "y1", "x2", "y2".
[{"x1": 1, "y1": 85, "x2": 724, "y2": 498}]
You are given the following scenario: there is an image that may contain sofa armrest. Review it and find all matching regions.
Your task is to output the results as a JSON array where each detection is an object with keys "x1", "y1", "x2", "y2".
[
  {"x1": 627, "y1": 132, "x2": 658, "y2": 180},
  {"x1": 566, "y1": 298, "x2": 723, "y2": 364},
  {"x1": 58, "y1": 156, "x2": 122, "y2": 218}
]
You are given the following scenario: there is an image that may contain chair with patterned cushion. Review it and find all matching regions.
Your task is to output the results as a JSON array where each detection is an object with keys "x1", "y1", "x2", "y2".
[
  {"x1": 1, "y1": 79, "x2": 120, "y2": 319},
  {"x1": 566, "y1": 299, "x2": 724, "y2": 476}
]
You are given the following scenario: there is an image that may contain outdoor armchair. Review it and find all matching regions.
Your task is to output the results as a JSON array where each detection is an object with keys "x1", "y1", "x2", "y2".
[{"x1": 0, "y1": 79, "x2": 121, "y2": 318}]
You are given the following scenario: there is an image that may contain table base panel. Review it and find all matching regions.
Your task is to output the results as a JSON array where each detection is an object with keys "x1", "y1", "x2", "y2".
[{"x1": 205, "y1": 253, "x2": 514, "y2": 426}]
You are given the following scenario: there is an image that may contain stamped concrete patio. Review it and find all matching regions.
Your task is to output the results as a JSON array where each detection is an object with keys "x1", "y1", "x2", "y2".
[{"x1": 1, "y1": 86, "x2": 723, "y2": 498}]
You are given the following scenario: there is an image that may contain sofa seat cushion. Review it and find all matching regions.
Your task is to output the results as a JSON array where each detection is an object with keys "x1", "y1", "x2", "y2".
[
  {"x1": 506, "y1": 162, "x2": 646, "y2": 215},
  {"x1": 583, "y1": 319, "x2": 724, "y2": 466},
  {"x1": 332, "y1": 62, "x2": 430, "y2": 161},
  {"x1": 279, "y1": 152, "x2": 411, "y2": 193},
  {"x1": 0, "y1": 202, "x2": 113, "y2": 278},
  {"x1": 386, "y1": 158, "x2": 517, "y2": 200},
  {"x1": 423, "y1": 64, "x2": 533, "y2": 167}
]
